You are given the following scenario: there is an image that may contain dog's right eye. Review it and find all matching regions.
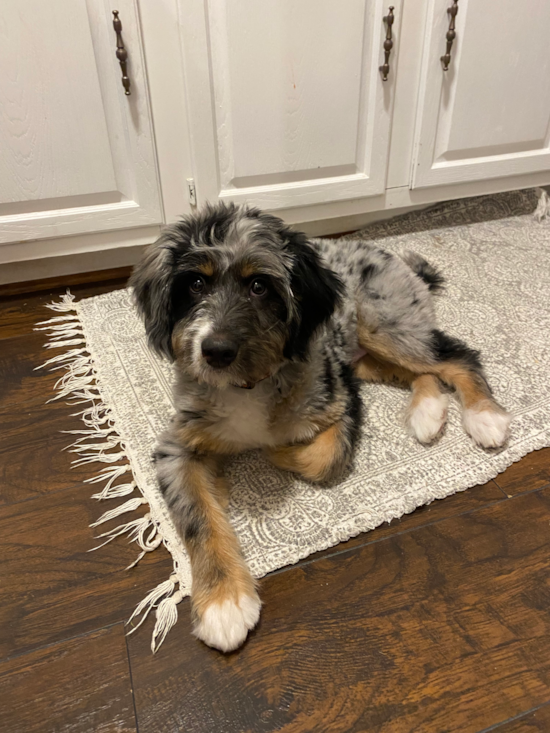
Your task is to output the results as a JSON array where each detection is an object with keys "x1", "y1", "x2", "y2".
[{"x1": 189, "y1": 277, "x2": 205, "y2": 295}]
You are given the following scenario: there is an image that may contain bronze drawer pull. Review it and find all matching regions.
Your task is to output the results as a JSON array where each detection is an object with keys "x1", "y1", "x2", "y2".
[
  {"x1": 112, "y1": 10, "x2": 131, "y2": 95},
  {"x1": 441, "y1": 0, "x2": 459, "y2": 71},
  {"x1": 379, "y1": 6, "x2": 395, "y2": 82}
]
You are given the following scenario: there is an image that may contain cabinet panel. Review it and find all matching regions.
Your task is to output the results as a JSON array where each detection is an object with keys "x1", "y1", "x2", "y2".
[
  {"x1": 412, "y1": 0, "x2": 550, "y2": 188},
  {"x1": 0, "y1": 1, "x2": 116, "y2": 204},
  {"x1": 180, "y1": 0, "x2": 402, "y2": 209},
  {"x1": 0, "y1": 0, "x2": 162, "y2": 244},
  {"x1": 213, "y1": 1, "x2": 364, "y2": 185}
]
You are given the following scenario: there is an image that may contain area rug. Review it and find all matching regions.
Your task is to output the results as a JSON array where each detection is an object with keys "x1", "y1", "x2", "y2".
[{"x1": 38, "y1": 188, "x2": 550, "y2": 651}]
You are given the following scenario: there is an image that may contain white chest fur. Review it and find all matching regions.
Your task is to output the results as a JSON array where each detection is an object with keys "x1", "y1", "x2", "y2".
[{"x1": 206, "y1": 385, "x2": 276, "y2": 450}]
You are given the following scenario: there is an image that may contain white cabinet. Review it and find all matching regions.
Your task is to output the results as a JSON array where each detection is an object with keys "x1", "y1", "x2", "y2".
[
  {"x1": 0, "y1": 0, "x2": 162, "y2": 246},
  {"x1": 412, "y1": 0, "x2": 550, "y2": 188},
  {"x1": 176, "y1": 0, "x2": 550, "y2": 215},
  {"x1": 180, "y1": 0, "x2": 403, "y2": 210}
]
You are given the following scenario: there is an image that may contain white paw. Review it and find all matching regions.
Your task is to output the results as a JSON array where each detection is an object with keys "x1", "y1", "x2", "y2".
[
  {"x1": 463, "y1": 408, "x2": 511, "y2": 448},
  {"x1": 406, "y1": 394, "x2": 449, "y2": 444},
  {"x1": 193, "y1": 594, "x2": 261, "y2": 652}
]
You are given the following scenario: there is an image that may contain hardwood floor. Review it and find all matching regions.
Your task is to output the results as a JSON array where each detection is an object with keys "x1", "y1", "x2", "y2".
[{"x1": 1, "y1": 274, "x2": 549, "y2": 733}]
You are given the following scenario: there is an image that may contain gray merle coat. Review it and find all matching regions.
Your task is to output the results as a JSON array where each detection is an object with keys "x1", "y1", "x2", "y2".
[{"x1": 130, "y1": 203, "x2": 511, "y2": 652}]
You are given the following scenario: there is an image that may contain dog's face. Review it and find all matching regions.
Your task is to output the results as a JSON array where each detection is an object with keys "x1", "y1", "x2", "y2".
[{"x1": 130, "y1": 203, "x2": 343, "y2": 388}]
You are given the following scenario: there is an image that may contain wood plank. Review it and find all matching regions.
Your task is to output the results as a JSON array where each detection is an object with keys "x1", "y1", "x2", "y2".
[
  {"x1": 0, "y1": 483, "x2": 173, "y2": 660},
  {"x1": 128, "y1": 489, "x2": 550, "y2": 733},
  {"x1": 0, "y1": 291, "x2": 69, "y2": 340},
  {"x1": 492, "y1": 704, "x2": 550, "y2": 732},
  {"x1": 0, "y1": 394, "x2": 87, "y2": 447},
  {"x1": 0, "y1": 330, "x2": 122, "y2": 506},
  {"x1": 0, "y1": 398, "x2": 105, "y2": 505},
  {"x1": 0, "y1": 279, "x2": 128, "y2": 340},
  {"x1": 0, "y1": 333, "x2": 61, "y2": 408},
  {"x1": 0, "y1": 625, "x2": 136, "y2": 733},
  {"x1": 0, "y1": 286, "x2": 126, "y2": 410},
  {"x1": 0, "y1": 431, "x2": 97, "y2": 506},
  {"x1": 494, "y1": 448, "x2": 550, "y2": 497}
]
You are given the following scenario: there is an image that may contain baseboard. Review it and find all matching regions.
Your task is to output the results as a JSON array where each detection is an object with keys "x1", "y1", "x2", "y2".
[
  {"x1": 300, "y1": 203, "x2": 426, "y2": 237},
  {"x1": 0, "y1": 245, "x2": 145, "y2": 291}
]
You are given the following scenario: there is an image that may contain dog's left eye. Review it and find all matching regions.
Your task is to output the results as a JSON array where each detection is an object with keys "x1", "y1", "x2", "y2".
[
  {"x1": 250, "y1": 279, "x2": 267, "y2": 297},
  {"x1": 190, "y1": 277, "x2": 205, "y2": 295}
]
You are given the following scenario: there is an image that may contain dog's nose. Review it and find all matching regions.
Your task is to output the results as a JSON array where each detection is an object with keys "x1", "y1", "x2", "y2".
[{"x1": 201, "y1": 335, "x2": 239, "y2": 368}]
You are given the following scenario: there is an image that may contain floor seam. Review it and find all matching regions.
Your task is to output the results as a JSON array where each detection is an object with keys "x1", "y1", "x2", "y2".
[
  {"x1": 476, "y1": 698, "x2": 550, "y2": 732},
  {"x1": 494, "y1": 479, "x2": 550, "y2": 499},
  {"x1": 491, "y1": 479, "x2": 510, "y2": 499},
  {"x1": 125, "y1": 632, "x2": 140, "y2": 733},
  {"x1": 0, "y1": 621, "x2": 124, "y2": 669}
]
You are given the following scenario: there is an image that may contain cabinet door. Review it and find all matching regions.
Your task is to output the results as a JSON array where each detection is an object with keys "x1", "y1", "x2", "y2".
[
  {"x1": 0, "y1": 0, "x2": 162, "y2": 244},
  {"x1": 412, "y1": 0, "x2": 550, "y2": 189},
  {"x1": 179, "y1": 0, "x2": 402, "y2": 210}
]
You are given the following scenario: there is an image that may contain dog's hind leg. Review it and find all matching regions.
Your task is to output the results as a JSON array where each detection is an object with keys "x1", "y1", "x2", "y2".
[
  {"x1": 434, "y1": 356, "x2": 511, "y2": 449},
  {"x1": 426, "y1": 331, "x2": 510, "y2": 448},
  {"x1": 356, "y1": 326, "x2": 511, "y2": 448}
]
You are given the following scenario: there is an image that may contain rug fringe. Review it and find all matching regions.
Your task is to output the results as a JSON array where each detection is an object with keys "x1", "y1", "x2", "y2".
[
  {"x1": 37, "y1": 291, "x2": 183, "y2": 652},
  {"x1": 125, "y1": 572, "x2": 184, "y2": 651}
]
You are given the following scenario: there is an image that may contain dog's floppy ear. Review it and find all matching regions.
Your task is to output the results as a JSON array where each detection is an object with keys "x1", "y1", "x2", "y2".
[
  {"x1": 283, "y1": 232, "x2": 344, "y2": 360},
  {"x1": 129, "y1": 237, "x2": 177, "y2": 360}
]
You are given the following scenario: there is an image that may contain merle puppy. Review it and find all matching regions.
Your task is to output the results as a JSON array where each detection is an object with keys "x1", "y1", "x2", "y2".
[{"x1": 130, "y1": 203, "x2": 511, "y2": 652}]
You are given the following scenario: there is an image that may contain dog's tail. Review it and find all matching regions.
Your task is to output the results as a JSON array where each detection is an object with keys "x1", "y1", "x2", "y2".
[{"x1": 402, "y1": 251, "x2": 445, "y2": 294}]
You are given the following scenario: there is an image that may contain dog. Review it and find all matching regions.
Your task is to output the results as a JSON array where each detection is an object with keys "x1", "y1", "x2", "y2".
[{"x1": 130, "y1": 202, "x2": 511, "y2": 652}]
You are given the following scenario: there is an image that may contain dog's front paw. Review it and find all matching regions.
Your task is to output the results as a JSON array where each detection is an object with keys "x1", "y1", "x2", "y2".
[
  {"x1": 463, "y1": 408, "x2": 511, "y2": 448},
  {"x1": 193, "y1": 593, "x2": 261, "y2": 652}
]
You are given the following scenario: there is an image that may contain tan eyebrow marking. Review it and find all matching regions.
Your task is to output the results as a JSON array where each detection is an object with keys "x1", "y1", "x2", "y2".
[
  {"x1": 239, "y1": 262, "x2": 256, "y2": 279},
  {"x1": 197, "y1": 260, "x2": 215, "y2": 277}
]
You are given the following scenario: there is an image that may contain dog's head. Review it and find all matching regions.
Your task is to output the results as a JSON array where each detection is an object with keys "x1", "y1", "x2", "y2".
[{"x1": 130, "y1": 203, "x2": 343, "y2": 388}]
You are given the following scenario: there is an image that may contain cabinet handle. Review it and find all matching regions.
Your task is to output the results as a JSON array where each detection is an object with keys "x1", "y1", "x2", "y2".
[
  {"x1": 112, "y1": 10, "x2": 131, "y2": 95},
  {"x1": 379, "y1": 6, "x2": 395, "y2": 82},
  {"x1": 440, "y1": 0, "x2": 459, "y2": 71}
]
